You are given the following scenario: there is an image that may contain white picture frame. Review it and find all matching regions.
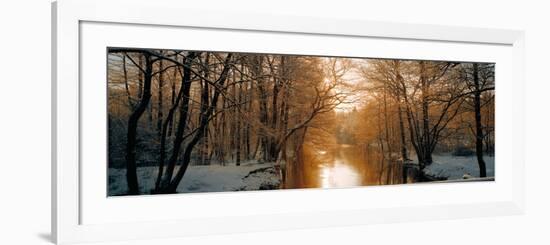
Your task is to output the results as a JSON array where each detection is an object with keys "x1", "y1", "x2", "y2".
[{"x1": 52, "y1": 0, "x2": 525, "y2": 244}]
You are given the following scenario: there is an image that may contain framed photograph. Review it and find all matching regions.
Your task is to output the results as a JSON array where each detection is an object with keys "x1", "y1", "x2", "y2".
[{"x1": 52, "y1": 0, "x2": 525, "y2": 244}]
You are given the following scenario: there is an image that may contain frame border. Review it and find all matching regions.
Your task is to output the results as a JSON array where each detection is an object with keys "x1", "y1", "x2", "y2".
[{"x1": 52, "y1": 0, "x2": 525, "y2": 244}]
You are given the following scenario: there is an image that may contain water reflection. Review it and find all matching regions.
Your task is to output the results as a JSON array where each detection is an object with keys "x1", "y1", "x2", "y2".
[
  {"x1": 319, "y1": 161, "x2": 360, "y2": 188},
  {"x1": 285, "y1": 144, "x2": 404, "y2": 189}
]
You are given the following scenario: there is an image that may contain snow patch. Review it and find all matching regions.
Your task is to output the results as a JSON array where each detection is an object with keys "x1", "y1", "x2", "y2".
[
  {"x1": 109, "y1": 161, "x2": 281, "y2": 196},
  {"x1": 422, "y1": 154, "x2": 495, "y2": 180}
]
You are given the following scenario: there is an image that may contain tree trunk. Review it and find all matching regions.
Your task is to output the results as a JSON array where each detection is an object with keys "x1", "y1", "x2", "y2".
[
  {"x1": 253, "y1": 56, "x2": 269, "y2": 162},
  {"x1": 138, "y1": 55, "x2": 143, "y2": 100},
  {"x1": 157, "y1": 58, "x2": 164, "y2": 138},
  {"x1": 159, "y1": 52, "x2": 198, "y2": 188},
  {"x1": 473, "y1": 63, "x2": 487, "y2": 177},
  {"x1": 419, "y1": 61, "x2": 433, "y2": 168},
  {"x1": 163, "y1": 54, "x2": 233, "y2": 193},
  {"x1": 200, "y1": 69, "x2": 211, "y2": 166},
  {"x1": 397, "y1": 101, "x2": 409, "y2": 161},
  {"x1": 125, "y1": 53, "x2": 153, "y2": 195},
  {"x1": 155, "y1": 80, "x2": 184, "y2": 189},
  {"x1": 383, "y1": 80, "x2": 392, "y2": 160},
  {"x1": 122, "y1": 54, "x2": 134, "y2": 109},
  {"x1": 199, "y1": 53, "x2": 211, "y2": 165},
  {"x1": 377, "y1": 100, "x2": 385, "y2": 184},
  {"x1": 246, "y1": 75, "x2": 254, "y2": 159},
  {"x1": 235, "y1": 65, "x2": 245, "y2": 166},
  {"x1": 219, "y1": 91, "x2": 227, "y2": 165},
  {"x1": 236, "y1": 82, "x2": 242, "y2": 166},
  {"x1": 167, "y1": 65, "x2": 178, "y2": 137},
  {"x1": 269, "y1": 57, "x2": 281, "y2": 161}
]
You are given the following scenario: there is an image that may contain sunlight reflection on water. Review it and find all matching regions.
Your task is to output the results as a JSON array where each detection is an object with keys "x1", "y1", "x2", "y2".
[
  {"x1": 287, "y1": 144, "x2": 389, "y2": 189},
  {"x1": 319, "y1": 159, "x2": 361, "y2": 188}
]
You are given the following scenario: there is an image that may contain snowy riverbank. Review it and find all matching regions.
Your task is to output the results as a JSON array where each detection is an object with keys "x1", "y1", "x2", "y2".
[
  {"x1": 108, "y1": 161, "x2": 281, "y2": 196},
  {"x1": 421, "y1": 154, "x2": 495, "y2": 180}
]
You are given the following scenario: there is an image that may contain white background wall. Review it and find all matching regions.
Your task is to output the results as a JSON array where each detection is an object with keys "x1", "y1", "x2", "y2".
[{"x1": 1, "y1": 0, "x2": 548, "y2": 244}]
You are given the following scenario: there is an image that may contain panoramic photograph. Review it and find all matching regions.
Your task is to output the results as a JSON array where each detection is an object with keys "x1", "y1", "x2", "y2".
[{"x1": 107, "y1": 48, "x2": 495, "y2": 196}]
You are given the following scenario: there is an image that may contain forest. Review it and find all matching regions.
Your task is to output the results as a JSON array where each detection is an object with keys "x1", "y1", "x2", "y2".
[{"x1": 107, "y1": 48, "x2": 495, "y2": 196}]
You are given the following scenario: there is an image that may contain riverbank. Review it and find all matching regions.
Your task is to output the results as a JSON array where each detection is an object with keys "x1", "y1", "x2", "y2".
[
  {"x1": 108, "y1": 161, "x2": 281, "y2": 196},
  {"x1": 421, "y1": 154, "x2": 495, "y2": 180}
]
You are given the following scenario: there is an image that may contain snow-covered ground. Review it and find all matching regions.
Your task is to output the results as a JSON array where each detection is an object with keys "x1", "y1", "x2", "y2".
[
  {"x1": 422, "y1": 154, "x2": 495, "y2": 180},
  {"x1": 109, "y1": 161, "x2": 281, "y2": 196}
]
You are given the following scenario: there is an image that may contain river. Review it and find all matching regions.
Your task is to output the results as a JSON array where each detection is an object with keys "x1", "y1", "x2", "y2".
[{"x1": 284, "y1": 144, "x2": 406, "y2": 189}]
